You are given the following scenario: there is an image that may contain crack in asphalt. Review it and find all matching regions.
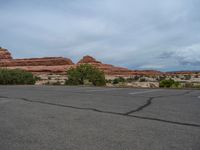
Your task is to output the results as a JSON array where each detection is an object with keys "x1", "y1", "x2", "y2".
[
  {"x1": 0, "y1": 96, "x2": 124, "y2": 116},
  {"x1": 129, "y1": 115, "x2": 200, "y2": 128},
  {"x1": 0, "y1": 90, "x2": 200, "y2": 128},
  {"x1": 124, "y1": 97, "x2": 153, "y2": 115},
  {"x1": 123, "y1": 90, "x2": 193, "y2": 115}
]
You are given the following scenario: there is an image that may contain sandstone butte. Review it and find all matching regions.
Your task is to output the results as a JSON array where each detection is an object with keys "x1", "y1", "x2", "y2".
[{"x1": 1, "y1": 47, "x2": 196, "y2": 77}]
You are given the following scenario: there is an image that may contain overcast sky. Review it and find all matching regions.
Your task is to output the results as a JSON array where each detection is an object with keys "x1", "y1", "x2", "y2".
[{"x1": 0, "y1": 0, "x2": 200, "y2": 71}]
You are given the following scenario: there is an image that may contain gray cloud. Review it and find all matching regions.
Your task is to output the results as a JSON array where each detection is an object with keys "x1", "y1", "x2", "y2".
[{"x1": 0, "y1": 0, "x2": 200, "y2": 71}]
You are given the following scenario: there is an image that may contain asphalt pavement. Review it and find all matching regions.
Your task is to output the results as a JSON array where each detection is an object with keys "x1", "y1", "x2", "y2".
[{"x1": 0, "y1": 86, "x2": 200, "y2": 150}]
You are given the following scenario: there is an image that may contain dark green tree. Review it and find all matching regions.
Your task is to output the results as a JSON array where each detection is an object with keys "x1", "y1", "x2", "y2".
[{"x1": 66, "y1": 64, "x2": 106, "y2": 86}]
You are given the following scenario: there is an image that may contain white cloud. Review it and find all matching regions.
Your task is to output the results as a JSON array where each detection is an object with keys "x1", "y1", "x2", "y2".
[
  {"x1": 0, "y1": 0, "x2": 200, "y2": 71},
  {"x1": 138, "y1": 64, "x2": 166, "y2": 70},
  {"x1": 173, "y1": 43, "x2": 200, "y2": 65}
]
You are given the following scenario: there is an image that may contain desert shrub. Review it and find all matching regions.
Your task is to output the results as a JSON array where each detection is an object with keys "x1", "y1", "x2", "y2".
[
  {"x1": 106, "y1": 79, "x2": 112, "y2": 83},
  {"x1": 0, "y1": 69, "x2": 36, "y2": 85},
  {"x1": 139, "y1": 78, "x2": 146, "y2": 82},
  {"x1": 113, "y1": 78, "x2": 119, "y2": 84},
  {"x1": 134, "y1": 76, "x2": 140, "y2": 81},
  {"x1": 35, "y1": 76, "x2": 41, "y2": 81},
  {"x1": 113, "y1": 77, "x2": 126, "y2": 84},
  {"x1": 157, "y1": 76, "x2": 166, "y2": 81},
  {"x1": 183, "y1": 83, "x2": 200, "y2": 88},
  {"x1": 126, "y1": 78, "x2": 134, "y2": 82},
  {"x1": 65, "y1": 64, "x2": 106, "y2": 86},
  {"x1": 184, "y1": 83, "x2": 194, "y2": 88},
  {"x1": 184, "y1": 75, "x2": 191, "y2": 80},
  {"x1": 118, "y1": 77, "x2": 126, "y2": 82},
  {"x1": 193, "y1": 85, "x2": 200, "y2": 89},
  {"x1": 126, "y1": 76, "x2": 139, "y2": 82},
  {"x1": 52, "y1": 81, "x2": 62, "y2": 85},
  {"x1": 159, "y1": 79, "x2": 180, "y2": 88}
]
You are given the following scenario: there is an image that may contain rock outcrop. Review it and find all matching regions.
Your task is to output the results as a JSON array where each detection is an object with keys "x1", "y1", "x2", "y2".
[
  {"x1": 0, "y1": 48, "x2": 163, "y2": 76},
  {"x1": 0, "y1": 48, "x2": 74, "y2": 74},
  {"x1": 77, "y1": 55, "x2": 163, "y2": 76},
  {"x1": 78, "y1": 55, "x2": 101, "y2": 64},
  {"x1": 0, "y1": 48, "x2": 12, "y2": 59},
  {"x1": 0, "y1": 57, "x2": 73, "y2": 67}
]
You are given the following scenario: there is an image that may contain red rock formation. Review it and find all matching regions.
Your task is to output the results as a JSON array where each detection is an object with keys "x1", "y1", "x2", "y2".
[
  {"x1": 0, "y1": 48, "x2": 164, "y2": 76},
  {"x1": 78, "y1": 55, "x2": 101, "y2": 64},
  {"x1": 0, "y1": 48, "x2": 74, "y2": 74},
  {"x1": 7, "y1": 65, "x2": 74, "y2": 74},
  {"x1": 77, "y1": 55, "x2": 163, "y2": 76},
  {"x1": 0, "y1": 48, "x2": 12, "y2": 59},
  {"x1": 0, "y1": 57, "x2": 73, "y2": 67}
]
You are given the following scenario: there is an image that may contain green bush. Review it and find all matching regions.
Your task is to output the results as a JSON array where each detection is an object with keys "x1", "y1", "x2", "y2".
[
  {"x1": 0, "y1": 69, "x2": 36, "y2": 85},
  {"x1": 159, "y1": 79, "x2": 180, "y2": 88},
  {"x1": 126, "y1": 76, "x2": 140, "y2": 82},
  {"x1": 113, "y1": 77, "x2": 126, "y2": 84},
  {"x1": 52, "y1": 81, "x2": 62, "y2": 85},
  {"x1": 65, "y1": 64, "x2": 106, "y2": 86},
  {"x1": 106, "y1": 79, "x2": 112, "y2": 83},
  {"x1": 184, "y1": 75, "x2": 191, "y2": 80},
  {"x1": 183, "y1": 83, "x2": 200, "y2": 89},
  {"x1": 157, "y1": 76, "x2": 166, "y2": 81},
  {"x1": 113, "y1": 78, "x2": 119, "y2": 84},
  {"x1": 139, "y1": 78, "x2": 146, "y2": 82}
]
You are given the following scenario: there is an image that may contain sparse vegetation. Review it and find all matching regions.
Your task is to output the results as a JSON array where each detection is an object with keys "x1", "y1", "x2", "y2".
[
  {"x1": 159, "y1": 79, "x2": 180, "y2": 88},
  {"x1": 0, "y1": 68, "x2": 36, "y2": 85},
  {"x1": 106, "y1": 79, "x2": 112, "y2": 83},
  {"x1": 52, "y1": 81, "x2": 62, "y2": 85},
  {"x1": 184, "y1": 75, "x2": 191, "y2": 80},
  {"x1": 65, "y1": 64, "x2": 106, "y2": 86},
  {"x1": 35, "y1": 76, "x2": 41, "y2": 81},
  {"x1": 113, "y1": 77, "x2": 126, "y2": 84},
  {"x1": 139, "y1": 78, "x2": 146, "y2": 82},
  {"x1": 126, "y1": 76, "x2": 140, "y2": 82},
  {"x1": 182, "y1": 83, "x2": 200, "y2": 89},
  {"x1": 157, "y1": 76, "x2": 166, "y2": 81}
]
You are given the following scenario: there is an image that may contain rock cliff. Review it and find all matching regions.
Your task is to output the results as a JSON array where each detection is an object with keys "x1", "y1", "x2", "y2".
[
  {"x1": 77, "y1": 55, "x2": 163, "y2": 76},
  {"x1": 0, "y1": 48, "x2": 74, "y2": 74},
  {"x1": 0, "y1": 48, "x2": 163, "y2": 76}
]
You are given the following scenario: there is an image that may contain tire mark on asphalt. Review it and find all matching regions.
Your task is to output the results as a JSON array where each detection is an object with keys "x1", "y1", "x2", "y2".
[{"x1": 129, "y1": 89, "x2": 162, "y2": 95}]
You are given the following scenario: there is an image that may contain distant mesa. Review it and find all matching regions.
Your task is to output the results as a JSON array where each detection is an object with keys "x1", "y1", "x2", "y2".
[
  {"x1": 0, "y1": 47, "x2": 195, "y2": 76},
  {"x1": 0, "y1": 47, "x2": 164, "y2": 76}
]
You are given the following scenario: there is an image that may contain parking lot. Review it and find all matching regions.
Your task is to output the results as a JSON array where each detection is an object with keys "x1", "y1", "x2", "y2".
[{"x1": 0, "y1": 86, "x2": 200, "y2": 150}]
